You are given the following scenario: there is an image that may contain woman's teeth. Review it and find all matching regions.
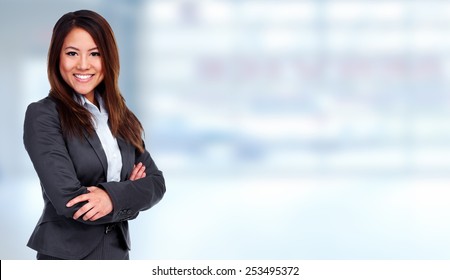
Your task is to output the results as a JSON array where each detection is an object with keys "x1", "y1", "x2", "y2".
[{"x1": 75, "y1": 74, "x2": 93, "y2": 80}]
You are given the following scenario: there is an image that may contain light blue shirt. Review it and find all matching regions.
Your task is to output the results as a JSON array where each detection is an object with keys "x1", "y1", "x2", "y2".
[{"x1": 77, "y1": 94, "x2": 122, "y2": 182}]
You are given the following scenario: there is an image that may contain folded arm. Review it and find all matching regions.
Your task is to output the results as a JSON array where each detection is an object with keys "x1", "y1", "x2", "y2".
[
  {"x1": 24, "y1": 99, "x2": 165, "y2": 225},
  {"x1": 66, "y1": 163, "x2": 147, "y2": 221}
]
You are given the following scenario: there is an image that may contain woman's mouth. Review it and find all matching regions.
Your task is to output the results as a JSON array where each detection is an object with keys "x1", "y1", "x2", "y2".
[{"x1": 74, "y1": 74, "x2": 94, "y2": 81}]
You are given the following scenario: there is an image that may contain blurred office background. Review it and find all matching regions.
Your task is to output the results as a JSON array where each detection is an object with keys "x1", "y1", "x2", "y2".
[{"x1": 1, "y1": 0, "x2": 450, "y2": 259}]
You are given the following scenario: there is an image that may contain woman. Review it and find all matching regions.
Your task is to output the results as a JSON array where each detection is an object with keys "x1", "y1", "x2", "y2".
[{"x1": 23, "y1": 10, "x2": 165, "y2": 260}]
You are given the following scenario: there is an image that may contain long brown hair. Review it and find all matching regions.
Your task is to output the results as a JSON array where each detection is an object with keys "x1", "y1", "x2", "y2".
[{"x1": 48, "y1": 10, "x2": 144, "y2": 153}]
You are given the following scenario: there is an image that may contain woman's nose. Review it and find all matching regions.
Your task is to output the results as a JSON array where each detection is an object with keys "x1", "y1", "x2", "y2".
[{"x1": 77, "y1": 56, "x2": 90, "y2": 70}]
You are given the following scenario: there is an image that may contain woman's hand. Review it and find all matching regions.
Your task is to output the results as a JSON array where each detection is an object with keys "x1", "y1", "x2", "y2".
[
  {"x1": 129, "y1": 162, "x2": 146, "y2": 181},
  {"x1": 66, "y1": 186, "x2": 113, "y2": 221},
  {"x1": 66, "y1": 163, "x2": 146, "y2": 221}
]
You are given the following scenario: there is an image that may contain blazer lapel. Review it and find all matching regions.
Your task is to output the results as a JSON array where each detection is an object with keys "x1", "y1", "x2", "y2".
[
  {"x1": 83, "y1": 130, "x2": 108, "y2": 178},
  {"x1": 117, "y1": 137, "x2": 134, "y2": 181}
]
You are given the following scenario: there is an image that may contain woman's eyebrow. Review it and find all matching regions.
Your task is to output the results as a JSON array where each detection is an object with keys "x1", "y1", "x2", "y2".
[{"x1": 64, "y1": 46, "x2": 99, "y2": 51}]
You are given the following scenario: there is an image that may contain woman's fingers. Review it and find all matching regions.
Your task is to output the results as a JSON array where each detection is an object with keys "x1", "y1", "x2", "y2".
[
  {"x1": 72, "y1": 201, "x2": 93, "y2": 220},
  {"x1": 129, "y1": 162, "x2": 146, "y2": 181},
  {"x1": 67, "y1": 186, "x2": 113, "y2": 221}
]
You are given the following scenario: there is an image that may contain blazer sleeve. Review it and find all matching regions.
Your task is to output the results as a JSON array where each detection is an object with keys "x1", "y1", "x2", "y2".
[
  {"x1": 23, "y1": 99, "x2": 90, "y2": 220},
  {"x1": 99, "y1": 146, "x2": 166, "y2": 222}
]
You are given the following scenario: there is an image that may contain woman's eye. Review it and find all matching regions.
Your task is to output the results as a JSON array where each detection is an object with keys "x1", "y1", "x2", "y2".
[
  {"x1": 91, "y1": 52, "x2": 101, "y2": 57},
  {"x1": 66, "y1": 51, "x2": 77, "y2": 56}
]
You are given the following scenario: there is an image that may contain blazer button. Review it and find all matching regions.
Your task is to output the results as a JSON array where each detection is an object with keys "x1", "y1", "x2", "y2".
[{"x1": 105, "y1": 224, "x2": 115, "y2": 234}]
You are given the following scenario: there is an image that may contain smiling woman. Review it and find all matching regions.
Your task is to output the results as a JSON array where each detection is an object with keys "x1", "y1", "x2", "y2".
[
  {"x1": 59, "y1": 28, "x2": 104, "y2": 104},
  {"x1": 22, "y1": 10, "x2": 166, "y2": 260}
]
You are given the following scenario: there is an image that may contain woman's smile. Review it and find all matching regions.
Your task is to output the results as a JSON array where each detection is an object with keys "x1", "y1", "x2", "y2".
[{"x1": 74, "y1": 74, "x2": 95, "y2": 82}]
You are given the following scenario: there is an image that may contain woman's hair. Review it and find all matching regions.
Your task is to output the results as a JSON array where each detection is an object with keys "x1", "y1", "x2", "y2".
[{"x1": 48, "y1": 9, "x2": 144, "y2": 153}]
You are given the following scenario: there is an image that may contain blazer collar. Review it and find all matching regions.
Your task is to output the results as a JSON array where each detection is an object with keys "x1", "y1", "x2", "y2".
[
  {"x1": 83, "y1": 130, "x2": 135, "y2": 181},
  {"x1": 83, "y1": 130, "x2": 108, "y2": 178}
]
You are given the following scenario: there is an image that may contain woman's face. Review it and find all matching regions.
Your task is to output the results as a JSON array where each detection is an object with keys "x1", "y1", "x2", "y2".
[{"x1": 59, "y1": 28, "x2": 104, "y2": 103}]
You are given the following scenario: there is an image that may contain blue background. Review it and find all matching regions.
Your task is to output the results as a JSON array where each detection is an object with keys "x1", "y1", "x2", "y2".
[{"x1": 1, "y1": 0, "x2": 450, "y2": 259}]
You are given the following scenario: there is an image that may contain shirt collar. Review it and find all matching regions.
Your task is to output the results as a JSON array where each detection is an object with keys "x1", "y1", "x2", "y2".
[{"x1": 74, "y1": 93, "x2": 107, "y2": 114}]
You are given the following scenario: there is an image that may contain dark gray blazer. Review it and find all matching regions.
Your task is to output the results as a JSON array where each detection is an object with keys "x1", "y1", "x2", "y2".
[{"x1": 23, "y1": 96, "x2": 165, "y2": 259}]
